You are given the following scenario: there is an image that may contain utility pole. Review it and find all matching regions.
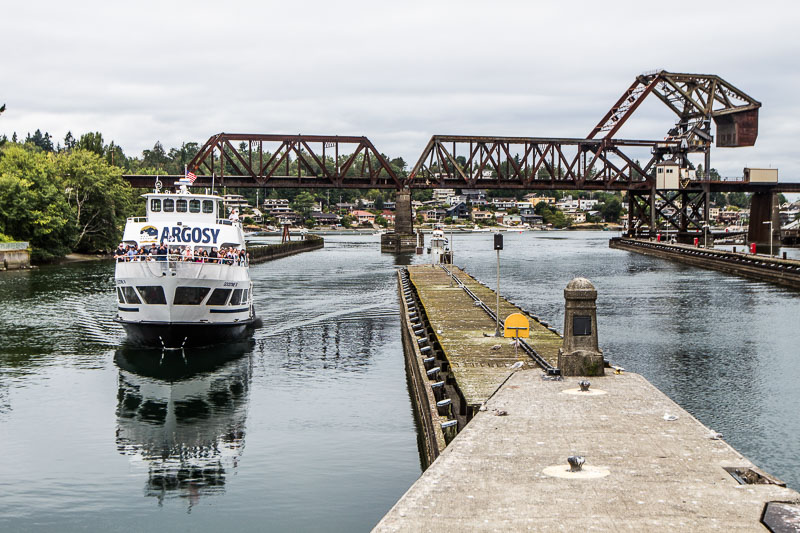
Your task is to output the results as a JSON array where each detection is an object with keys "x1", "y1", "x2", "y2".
[
  {"x1": 494, "y1": 233, "x2": 503, "y2": 337},
  {"x1": 763, "y1": 220, "x2": 773, "y2": 257}
]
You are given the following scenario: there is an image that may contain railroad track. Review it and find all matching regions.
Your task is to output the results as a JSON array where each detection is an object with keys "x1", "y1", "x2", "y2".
[{"x1": 438, "y1": 264, "x2": 558, "y2": 374}]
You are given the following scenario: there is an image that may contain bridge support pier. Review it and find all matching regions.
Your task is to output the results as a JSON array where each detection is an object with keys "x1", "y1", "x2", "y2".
[
  {"x1": 381, "y1": 188, "x2": 416, "y2": 253},
  {"x1": 747, "y1": 191, "x2": 780, "y2": 252}
]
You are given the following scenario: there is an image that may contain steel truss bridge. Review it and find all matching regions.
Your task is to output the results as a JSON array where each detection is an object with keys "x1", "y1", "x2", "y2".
[{"x1": 123, "y1": 71, "x2": 800, "y2": 242}]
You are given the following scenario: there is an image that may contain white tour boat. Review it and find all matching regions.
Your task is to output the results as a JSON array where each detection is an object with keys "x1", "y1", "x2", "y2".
[{"x1": 115, "y1": 179, "x2": 258, "y2": 348}]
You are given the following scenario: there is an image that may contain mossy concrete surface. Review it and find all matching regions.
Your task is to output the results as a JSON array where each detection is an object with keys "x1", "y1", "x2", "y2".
[{"x1": 408, "y1": 265, "x2": 561, "y2": 408}]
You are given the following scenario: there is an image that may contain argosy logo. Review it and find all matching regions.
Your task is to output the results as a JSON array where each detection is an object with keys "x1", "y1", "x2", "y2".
[{"x1": 159, "y1": 226, "x2": 222, "y2": 244}]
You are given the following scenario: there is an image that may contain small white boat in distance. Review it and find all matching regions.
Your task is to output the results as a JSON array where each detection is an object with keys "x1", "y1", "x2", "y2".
[
  {"x1": 114, "y1": 179, "x2": 258, "y2": 348},
  {"x1": 429, "y1": 227, "x2": 451, "y2": 265}
]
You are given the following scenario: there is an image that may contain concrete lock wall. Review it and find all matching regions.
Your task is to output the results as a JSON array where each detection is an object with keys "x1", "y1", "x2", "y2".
[
  {"x1": 0, "y1": 246, "x2": 31, "y2": 271},
  {"x1": 248, "y1": 235, "x2": 323, "y2": 264}
]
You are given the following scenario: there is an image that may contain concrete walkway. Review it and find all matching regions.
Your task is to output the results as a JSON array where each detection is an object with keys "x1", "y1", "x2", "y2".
[{"x1": 375, "y1": 370, "x2": 800, "y2": 531}]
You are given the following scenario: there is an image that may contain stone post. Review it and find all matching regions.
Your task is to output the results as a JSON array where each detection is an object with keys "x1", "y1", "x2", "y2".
[{"x1": 558, "y1": 277, "x2": 604, "y2": 376}]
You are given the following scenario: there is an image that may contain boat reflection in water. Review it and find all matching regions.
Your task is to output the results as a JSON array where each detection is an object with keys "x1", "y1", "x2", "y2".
[{"x1": 114, "y1": 342, "x2": 252, "y2": 507}]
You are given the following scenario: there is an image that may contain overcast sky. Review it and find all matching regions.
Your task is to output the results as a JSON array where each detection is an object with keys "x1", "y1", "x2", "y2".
[{"x1": 2, "y1": 0, "x2": 798, "y2": 182}]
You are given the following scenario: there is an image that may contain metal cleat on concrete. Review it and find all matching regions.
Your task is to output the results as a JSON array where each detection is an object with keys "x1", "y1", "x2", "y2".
[{"x1": 567, "y1": 455, "x2": 585, "y2": 472}]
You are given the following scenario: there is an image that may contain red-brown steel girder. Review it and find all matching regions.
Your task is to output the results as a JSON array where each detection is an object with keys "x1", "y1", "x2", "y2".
[
  {"x1": 185, "y1": 133, "x2": 402, "y2": 189},
  {"x1": 403, "y1": 135, "x2": 671, "y2": 190}
]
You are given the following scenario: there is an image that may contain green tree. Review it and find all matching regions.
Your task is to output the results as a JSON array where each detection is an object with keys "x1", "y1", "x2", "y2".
[
  {"x1": 76, "y1": 132, "x2": 105, "y2": 155},
  {"x1": 548, "y1": 210, "x2": 569, "y2": 228},
  {"x1": 534, "y1": 202, "x2": 571, "y2": 228},
  {"x1": 56, "y1": 149, "x2": 134, "y2": 252},
  {"x1": 599, "y1": 197, "x2": 622, "y2": 222},
  {"x1": 63, "y1": 131, "x2": 76, "y2": 150},
  {"x1": 26, "y1": 130, "x2": 54, "y2": 152},
  {"x1": 104, "y1": 141, "x2": 127, "y2": 168},
  {"x1": 142, "y1": 141, "x2": 169, "y2": 170},
  {"x1": 728, "y1": 192, "x2": 750, "y2": 208},
  {"x1": 0, "y1": 145, "x2": 76, "y2": 260},
  {"x1": 710, "y1": 192, "x2": 727, "y2": 208},
  {"x1": 291, "y1": 191, "x2": 315, "y2": 219},
  {"x1": 341, "y1": 215, "x2": 353, "y2": 228},
  {"x1": 167, "y1": 142, "x2": 200, "y2": 173}
]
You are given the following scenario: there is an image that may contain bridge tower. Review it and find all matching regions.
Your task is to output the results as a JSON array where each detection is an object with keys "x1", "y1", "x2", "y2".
[{"x1": 590, "y1": 71, "x2": 761, "y2": 241}]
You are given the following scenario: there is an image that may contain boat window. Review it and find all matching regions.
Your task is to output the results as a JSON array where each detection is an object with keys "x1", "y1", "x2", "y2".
[
  {"x1": 150, "y1": 199, "x2": 161, "y2": 213},
  {"x1": 174, "y1": 286, "x2": 210, "y2": 305},
  {"x1": 163, "y1": 199, "x2": 175, "y2": 212},
  {"x1": 202, "y1": 200, "x2": 214, "y2": 214},
  {"x1": 242, "y1": 289, "x2": 249, "y2": 303},
  {"x1": 121, "y1": 286, "x2": 141, "y2": 304},
  {"x1": 136, "y1": 286, "x2": 167, "y2": 305},
  {"x1": 229, "y1": 289, "x2": 244, "y2": 306},
  {"x1": 117, "y1": 287, "x2": 126, "y2": 303},
  {"x1": 206, "y1": 288, "x2": 231, "y2": 306},
  {"x1": 176, "y1": 199, "x2": 188, "y2": 213},
  {"x1": 189, "y1": 199, "x2": 201, "y2": 213}
]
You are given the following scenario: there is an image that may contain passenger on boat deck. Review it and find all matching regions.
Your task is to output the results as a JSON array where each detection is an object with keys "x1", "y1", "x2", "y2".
[
  {"x1": 182, "y1": 246, "x2": 193, "y2": 261},
  {"x1": 126, "y1": 246, "x2": 136, "y2": 261},
  {"x1": 209, "y1": 247, "x2": 219, "y2": 263},
  {"x1": 157, "y1": 243, "x2": 168, "y2": 261},
  {"x1": 199, "y1": 249, "x2": 209, "y2": 262},
  {"x1": 114, "y1": 243, "x2": 126, "y2": 260}
]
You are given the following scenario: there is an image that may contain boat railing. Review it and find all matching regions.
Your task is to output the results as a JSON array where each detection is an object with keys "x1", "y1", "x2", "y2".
[
  {"x1": 115, "y1": 253, "x2": 248, "y2": 267},
  {"x1": 126, "y1": 217, "x2": 241, "y2": 225},
  {"x1": 217, "y1": 219, "x2": 242, "y2": 226}
]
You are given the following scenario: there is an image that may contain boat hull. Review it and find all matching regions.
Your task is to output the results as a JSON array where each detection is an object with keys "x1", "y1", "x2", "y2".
[{"x1": 117, "y1": 318, "x2": 257, "y2": 348}]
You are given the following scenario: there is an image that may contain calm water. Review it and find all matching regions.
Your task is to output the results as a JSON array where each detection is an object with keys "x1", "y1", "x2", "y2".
[{"x1": 0, "y1": 232, "x2": 798, "y2": 532}]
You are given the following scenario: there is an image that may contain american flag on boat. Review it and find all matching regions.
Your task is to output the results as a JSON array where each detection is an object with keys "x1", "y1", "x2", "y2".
[{"x1": 185, "y1": 170, "x2": 197, "y2": 184}]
